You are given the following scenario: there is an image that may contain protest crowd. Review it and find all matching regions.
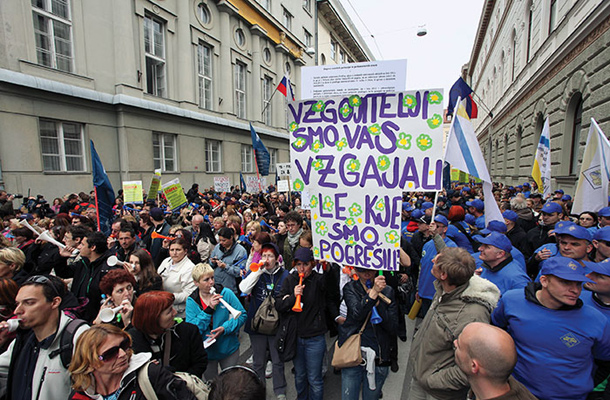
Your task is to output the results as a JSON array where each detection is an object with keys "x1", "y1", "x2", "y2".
[{"x1": 0, "y1": 179, "x2": 610, "y2": 400}]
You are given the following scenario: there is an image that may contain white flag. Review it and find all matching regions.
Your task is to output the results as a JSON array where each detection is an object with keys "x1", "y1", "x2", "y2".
[
  {"x1": 445, "y1": 99, "x2": 503, "y2": 225},
  {"x1": 531, "y1": 117, "x2": 552, "y2": 197},
  {"x1": 572, "y1": 118, "x2": 610, "y2": 214}
]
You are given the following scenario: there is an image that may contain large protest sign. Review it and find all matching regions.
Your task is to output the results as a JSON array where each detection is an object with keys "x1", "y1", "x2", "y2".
[
  {"x1": 289, "y1": 90, "x2": 444, "y2": 270},
  {"x1": 246, "y1": 176, "x2": 267, "y2": 193},
  {"x1": 161, "y1": 178, "x2": 188, "y2": 210},
  {"x1": 214, "y1": 177, "x2": 231, "y2": 192},
  {"x1": 122, "y1": 180, "x2": 143, "y2": 204},
  {"x1": 147, "y1": 169, "x2": 162, "y2": 199}
]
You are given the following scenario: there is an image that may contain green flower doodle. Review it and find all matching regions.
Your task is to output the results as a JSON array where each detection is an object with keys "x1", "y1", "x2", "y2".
[
  {"x1": 403, "y1": 94, "x2": 417, "y2": 109},
  {"x1": 310, "y1": 195, "x2": 318, "y2": 208},
  {"x1": 427, "y1": 113, "x2": 442, "y2": 129},
  {"x1": 312, "y1": 159, "x2": 325, "y2": 171},
  {"x1": 293, "y1": 179, "x2": 304, "y2": 191},
  {"x1": 292, "y1": 137, "x2": 307, "y2": 150},
  {"x1": 427, "y1": 91, "x2": 443, "y2": 104},
  {"x1": 375, "y1": 199, "x2": 385, "y2": 212},
  {"x1": 385, "y1": 230, "x2": 399, "y2": 244},
  {"x1": 288, "y1": 121, "x2": 299, "y2": 132},
  {"x1": 311, "y1": 139, "x2": 324, "y2": 153},
  {"x1": 349, "y1": 95, "x2": 362, "y2": 107},
  {"x1": 416, "y1": 134, "x2": 433, "y2": 151},
  {"x1": 345, "y1": 217, "x2": 356, "y2": 227},
  {"x1": 377, "y1": 155, "x2": 391, "y2": 171},
  {"x1": 346, "y1": 158, "x2": 361, "y2": 172},
  {"x1": 315, "y1": 221, "x2": 328, "y2": 236},
  {"x1": 313, "y1": 247, "x2": 321, "y2": 258},
  {"x1": 340, "y1": 104, "x2": 352, "y2": 117},
  {"x1": 346, "y1": 236, "x2": 356, "y2": 247},
  {"x1": 323, "y1": 196, "x2": 334, "y2": 212},
  {"x1": 311, "y1": 101, "x2": 326, "y2": 112},
  {"x1": 396, "y1": 132, "x2": 412, "y2": 150},
  {"x1": 335, "y1": 138, "x2": 348, "y2": 151},
  {"x1": 348, "y1": 203, "x2": 363, "y2": 217},
  {"x1": 368, "y1": 124, "x2": 382, "y2": 136}
]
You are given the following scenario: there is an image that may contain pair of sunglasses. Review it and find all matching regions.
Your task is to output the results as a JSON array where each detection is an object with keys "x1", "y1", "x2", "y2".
[{"x1": 98, "y1": 337, "x2": 130, "y2": 362}]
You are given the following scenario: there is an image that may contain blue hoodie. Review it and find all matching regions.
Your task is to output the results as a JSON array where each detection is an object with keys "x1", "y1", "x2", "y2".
[
  {"x1": 492, "y1": 283, "x2": 610, "y2": 400},
  {"x1": 418, "y1": 237, "x2": 457, "y2": 300}
]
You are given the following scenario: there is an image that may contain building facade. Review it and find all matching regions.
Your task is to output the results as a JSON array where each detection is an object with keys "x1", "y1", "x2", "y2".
[
  {"x1": 0, "y1": 0, "x2": 320, "y2": 197},
  {"x1": 465, "y1": 0, "x2": 610, "y2": 194}
]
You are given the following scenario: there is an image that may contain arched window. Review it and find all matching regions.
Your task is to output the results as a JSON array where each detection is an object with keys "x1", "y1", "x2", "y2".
[
  {"x1": 503, "y1": 134, "x2": 509, "y2": 175},
  {"x1": 568, "y1": 93, "x2": 583, "y2": 175},
  {"x1": 535, "y1": 112, "x2": 545, "y2": 148},
  {"x1": 511, "y1": 30, "x2": 517, "y2": 81},
  {"x1": 526, "y1": 1, "x2": 533, "y2": 61},
  {"x1": 515, "y1": 126, "x2": 523, "y2": 175}
]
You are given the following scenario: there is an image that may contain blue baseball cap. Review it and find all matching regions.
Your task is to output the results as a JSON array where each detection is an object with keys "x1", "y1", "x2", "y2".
[
  {"x1": 517, "y1": 185, "x2": 523, "y2": 189},
  {"x1": 466, "y1": 199, "x2": 484, "y2": 211},
  {"x1": 523, "y1": 182, "x2": 531, "y2": 187},
  {"x1": 464, "y1": 214, "x2": 476, "y2": 225},
  {"x1": 293, "y1": 247, "x2": 314, "y2": 262},
  {"x1": 598, "y1": 207, "x2": 610, "y2": 217},
  {"x1": 434, "y1": 215, "x2": 449, "y2": 226},
  {"x1": 421, "y1": 202, "x2": 434, "y2": 211},
  {"x1": 402, "y1": 202, "x2": 415, "y2": 212},
  {"x1": 540, "y1": 256, "x2": 594, "y2": 283},
  {"x1": 462, "y1": 187, "x2": 471, "y2": 192},
  {"x1": 476, "y1": 231, "x2": 512, "y2": 253},
  {"x1": 594, "y1": 227, "x2": 610, "y2": 242},
  {"x1": 554, "y1": 221, "x2": 592, "y2": 241},
  {"x1": 411, "y1": 209, "x2": 425, "y2": 220},
  {"x1": 502, "y1": 210, "x2": 518, "y2": 222},
  {"x1": 562, "y1": 195, "x2": 572, "y2": 201},
  {"x1": 588, "y1": 258, "x2": 610, "y2": 276},
  {"x1": 541, "y1": 202, "x2": 563, "y2": 214},
  {"x1": 480, "y1": 220, "x2": 508, "y2": 235},
  {"x1": 554, "y1": 189, "x2": 564, "y2": 195}
]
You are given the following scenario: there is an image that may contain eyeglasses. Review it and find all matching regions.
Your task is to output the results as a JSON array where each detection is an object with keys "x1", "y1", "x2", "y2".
[
  {"x1": 579, "y1": 217, "x2": 594, "y2": 221},
  {"x1": 98, "y1": 337, "x2": 130, "y2": 362},
  {"x1": 24, "y1": 275, "x2": 61, "y2": 299}
]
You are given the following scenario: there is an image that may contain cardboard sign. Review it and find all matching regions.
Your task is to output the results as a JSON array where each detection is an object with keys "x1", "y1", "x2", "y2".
[
  {"x1": 214, "y1": 177, "x2": 231, "y2": 192},
  {"x1": 289, "y1": 89, "x2": 444, "y2": 270},
  {"x1": 147, "y1": 169, "x2": 162, "y2": 199},
  {"x1": 161, "y1": 178, "x2": 188, "y2": 210},
  {"x1": 246, "y1": 176, "x2": 267, "y2": 193},
  {"x1": 122, "y1": 180, "x2": 143, "y2": 204},
  {"x1": 276, "y1": 163, "x2": 292, "y2": 177}
]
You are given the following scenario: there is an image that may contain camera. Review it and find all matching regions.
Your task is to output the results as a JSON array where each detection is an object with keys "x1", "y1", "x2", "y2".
[{"x1": 8, "y1": 194, "x2": 23, "y2": 199}]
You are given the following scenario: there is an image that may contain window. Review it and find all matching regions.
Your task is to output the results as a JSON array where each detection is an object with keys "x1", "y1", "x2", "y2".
[
  {"x1": 269, "y1": 148, "x2": 278, "y2": 173},
  {"x1": 152, "y1": 133, "x2": 176, "y2": 172},
  {"x1": 515, "y1": 126, "x2": 523, "y2": 174},
  {"x1": 330, "y1": 40, "x2": 337, "y2": 60},
  {"x1": 39, "y1": 119, "x2": 85, "y2": 172},
  {"x1": 526, "y1": 2, "x2": 533, "y2": 61},
  {"x1": 285, "y1": 61, "x2": 291, "y2": 76},
  {"x1": 549, "y1": 0, "x2": 557, "y2": 34},
  {"x1": 569, "y1": 95, "x2": 583, "y2": 175},
  {"x1": 320, "y1": 53, "x2": 326, "y2": 65},
  {"x1": 304, "y1": 29, "x2": 312, "y2": 48},
  {"x1": 197, "y1": 42, "x2": 213, "y2": 110},
  {"x1": 259, "y1": 0, "x2": 270, "y2": 11},
  {"x1": 262, "y1": 76, "x2": 273, "y2": 125},
  {"x1": 197, "y1": 3, "x2": 211, "y2": 24},
  {"x1": 282, "y1": 7, "x2": 292, "y2": 30},
  {"x1": 235, "y1": 29, "x2": 246, "y2": 47},
  {"x1": 303, "y1": 0, "x2": 312, "y2": 13},
  {"x1": 206, "y1": 140, "x2": 222, "y2": 172},
  {"x1": 144, "y1": 15, "x2": 166, "y2": 97},
  {"x1": 241, "y1": 145, "x2": 254, "y2": 173},
  {"x1": 339, "y1": 49, "x2": 346, "y2": 64},
  {"x1": 31, "y1": 0, "x2": 73, "y2": 72},
  {"x1": 234, "y1": 61, "x2": 246, "y2": 119},
  {"x1": 511, "y1": 30, "x2": 517, "y2": 81},
  {"x1": 263, "y1": 47, "x2": 272, "y2": 64}
]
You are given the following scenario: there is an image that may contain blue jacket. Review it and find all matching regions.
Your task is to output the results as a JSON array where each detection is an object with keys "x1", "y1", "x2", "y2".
[
  {"x1": 475, "y1": 215, "x2": 485, "y2": 230},
  {"x1": 479, "y1": 256, "x2": 530, "y2": 294},
  {"x1": 244, "y1": 266, "x2": 289, "y2": 335},
  {"x1": 581, "y1": 289, "x2": 610, "y2": 322},
  {"x1": 210, "y1": 242, "x2": 247, "y2": 294},
  {"x1": 475, "y1": 247, "x2": 526, "y2": 272},
  {"x1": 418, "y1": 237, "x2": 457, "y2": 300},
  {"x1": 446, "y1": 225, "x2": 474, "y2": 253},
  {"x1": 492, "y1": 283, "x2": 610, "y2": 400},
  {"x1": 185, "y1": 286, "x2": 246, "y2": 361}
]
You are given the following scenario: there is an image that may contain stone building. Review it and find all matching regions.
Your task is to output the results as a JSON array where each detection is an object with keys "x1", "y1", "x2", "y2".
[
  {"x1": 465, "y1": 0, "x2": 610, "y2": 193},
  {"x1": 0, "y1": 0, "x2": 371, "y2": 198}
]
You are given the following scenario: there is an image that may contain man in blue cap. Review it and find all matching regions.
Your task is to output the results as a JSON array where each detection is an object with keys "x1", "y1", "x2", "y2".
[
  {"x1": 522, "y1": 182, "x2": 531, "y2": 198},
  {"x1": 477, "y1": 232, "x2": 530, "y2": 294},
  {"x1": 524, "y1": 201, "x2": 564, "y2": 259},
  {"x1": 466, "y1": 199, "x2": 485, "y2": 230},
  {"x1": 593, "y1": 227, "x2": 610, "y2": 262},
  {"x1": 599, "y1": 207, "x2": 610, "y2": 228},
  {"x1": 421, "y1": 201, "x2": 434, "y2": 217},
  {"x1": 492, "y1": 256, "x2": 610, "y2": 400},
  {"x1": 401, "y1": 202, "x2": 415, "y2": 241},
  {"x1": 503, "y1": 210, "x2": 528, "y2": 255},
  {"x1": 553, "y1": 189, "x2": 564, "y2": 201}
]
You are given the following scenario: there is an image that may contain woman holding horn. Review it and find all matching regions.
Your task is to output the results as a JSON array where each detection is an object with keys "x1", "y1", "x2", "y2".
[{"x1": 276, "y1": 247, "x2": 339, "y2": 400}]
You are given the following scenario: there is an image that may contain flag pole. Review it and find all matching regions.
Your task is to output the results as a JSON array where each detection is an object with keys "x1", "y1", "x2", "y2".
[
  {"x1": 469, "y1": 91, "x2": 494, "y2": 118},
  {"x1": 253, "y1": 149, "x2": 262, "y2": 192},
  {"x1": 93, "y1": 187, "x2": 101, "y2": 231},
  {"x1": 261, "y1": 89, "x2": 280, "y2": 117}
]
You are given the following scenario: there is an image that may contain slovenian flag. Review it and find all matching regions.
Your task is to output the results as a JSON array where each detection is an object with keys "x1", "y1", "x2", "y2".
[
  {"x1": 448, "y1": 77, "x2": 478, "y2": 119},
  {"x1": 276, "y1": 76, "x2": 295, "y2": 101}
]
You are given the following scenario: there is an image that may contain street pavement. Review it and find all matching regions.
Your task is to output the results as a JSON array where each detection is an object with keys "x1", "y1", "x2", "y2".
[{"x1": 234, "y1": 318, "x2": 416, "y2": 399}]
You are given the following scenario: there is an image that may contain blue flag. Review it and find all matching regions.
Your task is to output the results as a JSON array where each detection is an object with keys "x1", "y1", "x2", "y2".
[
  {"x1": 240, "y1": 172, "x2": 247, "y2": 193},
  {"x1": 250, "y1": 123, "x2": 270, "y2": 176},
  {"x1": 447, "y1": 77, "x2": 478, "y2": 118},
  {"x1": 90, "y1": 140, "x2": 115, "y2": 234}
]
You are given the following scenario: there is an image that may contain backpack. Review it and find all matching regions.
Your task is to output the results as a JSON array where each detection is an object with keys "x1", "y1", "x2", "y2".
[
  {"x1": 138, "y1": 361, "x2": 211, "y2": 400},
  {"x1": 49, "y1": 318, "x2": 88, "y2": 369},
  {"x1": 251, "y1": 294, "x2": 279, "y2": 335}
]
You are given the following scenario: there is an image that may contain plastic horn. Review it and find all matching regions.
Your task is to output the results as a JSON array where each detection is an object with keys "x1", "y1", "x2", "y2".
[
  {"x1": 210, "y1": 287, "x2": 242, "y2": 319},
  {"x1": 151, "y1": 231, "x2": 173, "y2": 241},
  {"x1": 21, "y1": 219, "x2": 41, "y2": 236},
  {"x1": 249, "y1": 262, "x2": 264, "y2": 272},
  {"x1": 292, "y1": 273, "x2": 304, "y2": 312},
  {"x1": 69, "y1": 212, "x2": 84, "y2": 218},
  {"x1": 366, "y1": 280, "x2": 382, "y2": 324},
  {"x1": 260, "y1": 220, "x2": 279, "y2": 233},
  {"x1": 107, "y1": 255, "x2": 133, "y2": 271},
  {"x1": 99, "y1": 306, "x2": 124, "y2": 323},
  {"x1": 38, "y1": 230, "x2": 66, "y2": 249}
]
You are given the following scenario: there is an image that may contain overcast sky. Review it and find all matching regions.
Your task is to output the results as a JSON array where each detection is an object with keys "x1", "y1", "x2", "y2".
[{"x1": 343, "y1": 0, "x2": 486, "y2": 108}]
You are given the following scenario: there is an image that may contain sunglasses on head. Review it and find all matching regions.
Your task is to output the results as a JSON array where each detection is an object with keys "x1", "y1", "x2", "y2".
[
  {"x1": 98, "y1": 337, "x2": 130, "y2": 362},
  {"x1": 25, "y1": 275, "x2": 61, "y2": 298}
]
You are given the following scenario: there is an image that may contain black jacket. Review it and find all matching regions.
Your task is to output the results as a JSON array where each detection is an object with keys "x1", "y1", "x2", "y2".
[
  {"x1": 338, "y1": 280, "x2": 398, "y2": 364},
  {"x1": 276, "y1": 270, "x2": 339, "y2": 338},
  {"x1": 128, "y1": 321, "x2": 207, "y2": 378},
  {"x1": 507, "y1": 224, "x2": 528, "y2": 256},
  {"x1": 71, "y1": 255, "x2": 115, "y2": 322},
  {"x1": 524, "y1": 224, "x2": 556, "y2": 260}
]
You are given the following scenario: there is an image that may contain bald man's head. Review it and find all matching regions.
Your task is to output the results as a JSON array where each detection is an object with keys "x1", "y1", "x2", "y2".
[{"x1": 454, "y1": 322, "x2": 517, "y2": 384}]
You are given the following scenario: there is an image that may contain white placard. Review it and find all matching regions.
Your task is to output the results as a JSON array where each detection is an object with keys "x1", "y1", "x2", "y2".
[
  {"x1": 277, "y1": 180, "x2": 289, "y2": 192},
  {"x1": 300, "y1": 59, "x2": 407, "y2": 99},
  {"x1": 214, "y1": 177, "x2": 231, "y2": 192},
  {"x1": 246, "y1": 176, "x2": 267, "y2": 193},
  {"x1": 276, "y1": 163, "x2": 292, "y2": 177}
]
